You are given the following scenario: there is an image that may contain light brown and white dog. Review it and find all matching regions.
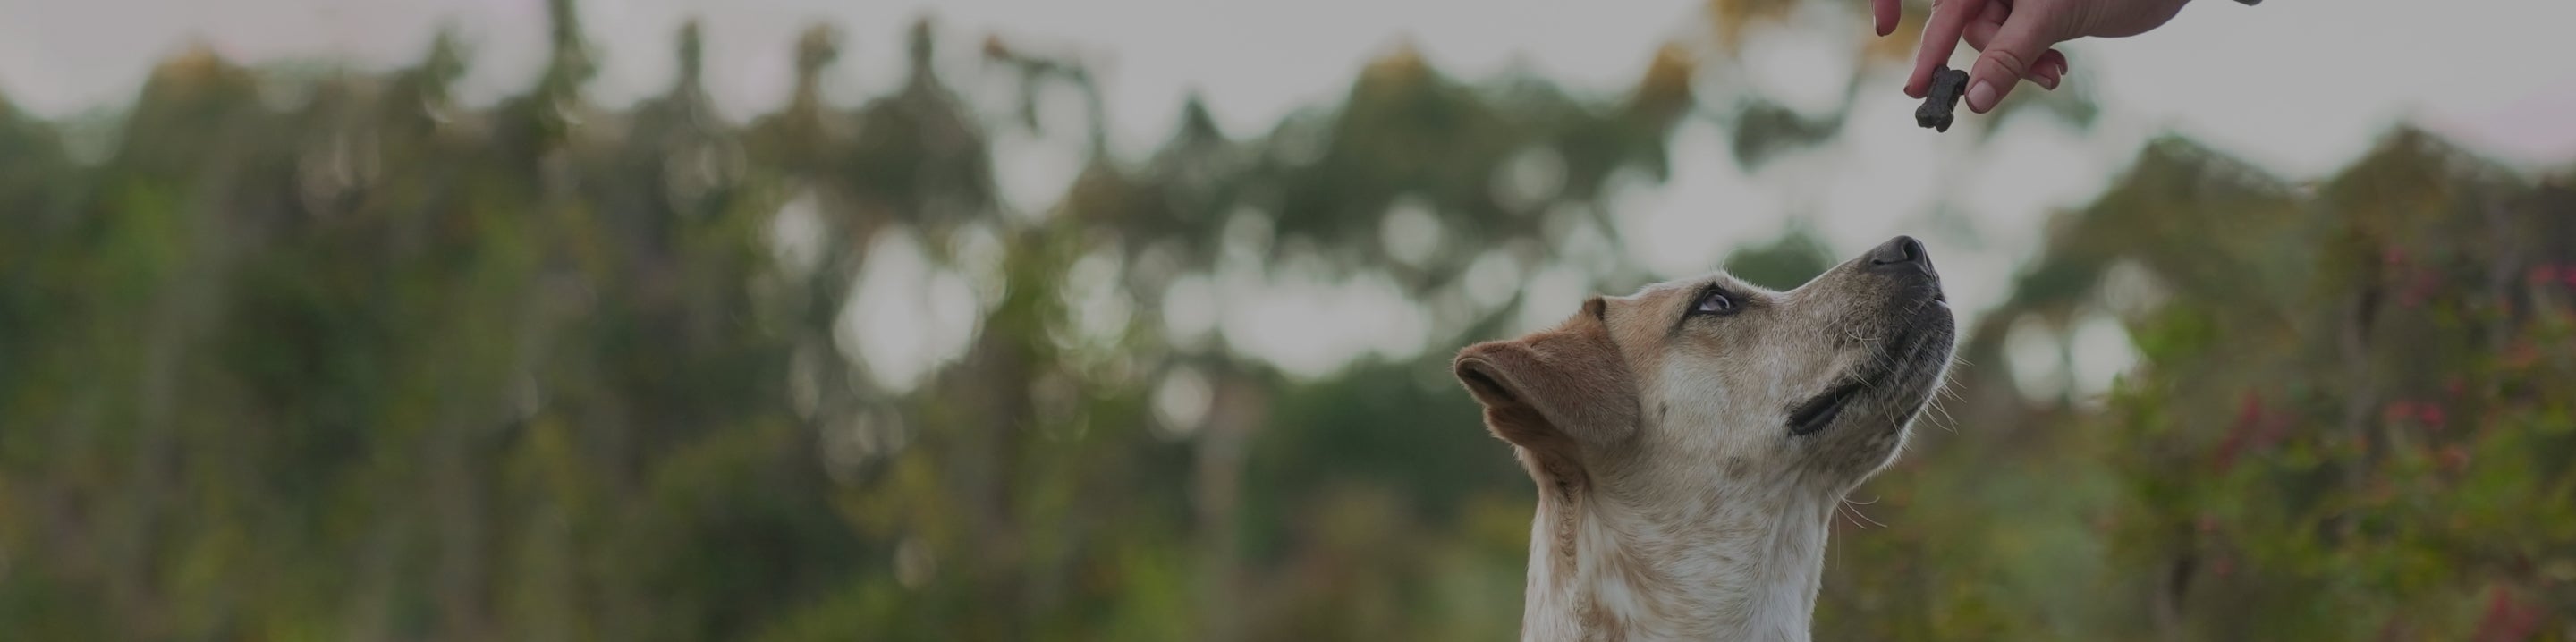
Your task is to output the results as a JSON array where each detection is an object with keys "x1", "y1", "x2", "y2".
[{"x1": 1453, "y1": 235, "x2": 1956, "y2": 641}]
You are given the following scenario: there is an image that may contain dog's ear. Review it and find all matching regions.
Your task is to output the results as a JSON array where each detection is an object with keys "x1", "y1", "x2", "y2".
[{"x1": 1453, "y1": 296, "x2": 1640, "y2": 467}]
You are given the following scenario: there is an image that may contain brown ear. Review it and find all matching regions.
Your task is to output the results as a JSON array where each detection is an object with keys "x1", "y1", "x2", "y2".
[{"x1": 1453, "y1": 297, "x2": 1640, "y2": 466}]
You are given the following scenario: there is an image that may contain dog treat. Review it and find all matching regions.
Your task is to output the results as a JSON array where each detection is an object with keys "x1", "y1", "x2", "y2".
[{"x1": 1914, "y1": 65, "x2": 1970, "y2": 132}]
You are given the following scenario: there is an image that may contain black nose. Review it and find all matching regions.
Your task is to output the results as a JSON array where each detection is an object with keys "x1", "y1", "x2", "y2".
[{"x1": 1866, "y1": 235, "x2": 1934, "y2": 275}]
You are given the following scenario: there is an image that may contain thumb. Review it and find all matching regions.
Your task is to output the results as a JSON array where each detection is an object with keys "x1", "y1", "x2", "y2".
[{"x1": 1964, "y1": 13, "x2": 2065, "y2": 114}]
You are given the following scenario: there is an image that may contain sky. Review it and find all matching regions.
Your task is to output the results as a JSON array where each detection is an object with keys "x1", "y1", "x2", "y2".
[
  {"x1": 7, "y1": 0, "x2": 2573, "y2": 167},
  {"x1": 5, "y1": 0, "x2": 2573, "y2": 392}
]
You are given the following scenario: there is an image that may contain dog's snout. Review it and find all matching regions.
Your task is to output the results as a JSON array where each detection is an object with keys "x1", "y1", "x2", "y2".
[
  {"x1": 1867, "y1": 235, "x2": 1925, "y2": 267},
  {"x1": 1865, "y1": 235, "x2": 1935, "y2": 276}
]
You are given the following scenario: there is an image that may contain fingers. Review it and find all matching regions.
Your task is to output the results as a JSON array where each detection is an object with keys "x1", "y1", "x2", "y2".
[
  {"x1": 1962, "y1": 15, "x2": 2069, "y2": 89},
  {"x1": 1873, "y1": 0, "x2": 1902, "y2": 37},
  {"x1": 1906, "y1": 0, "x2": 1986, "y2": 98},
  {"x1": 1965, "y1": 11, "x2": 2056, "y2": 113},
  {"x1": 2029, "y1": 50, "x2": 2067, "y2": 89}
]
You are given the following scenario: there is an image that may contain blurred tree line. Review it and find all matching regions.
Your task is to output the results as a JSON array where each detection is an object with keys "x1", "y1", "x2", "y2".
[{"x1": 0, "y1": 0, "x2": 2568, "y2": 639}]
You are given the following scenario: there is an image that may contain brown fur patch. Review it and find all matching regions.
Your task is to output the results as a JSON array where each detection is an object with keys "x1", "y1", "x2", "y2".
[
  {"x1": 1580, "y1": 596, "x2": 1627, "y2": 642},
  {"x1": 1454, "y1": 298, "x2": 1641, "y2": 476}
]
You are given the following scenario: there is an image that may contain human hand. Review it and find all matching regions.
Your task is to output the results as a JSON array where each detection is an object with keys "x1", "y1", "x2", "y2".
[{"x1": 1872, "y1": 0, "x2": 2196, "y2": 113}]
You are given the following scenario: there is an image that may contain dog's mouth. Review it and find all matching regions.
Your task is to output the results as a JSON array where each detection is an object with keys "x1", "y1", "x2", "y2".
[
  {"x1": 1785, "y1": 312, "x2": 1953, "y2": 437},
  {"x1": 1787, "y1": 377, "x2": 1868, "y2": 436}
]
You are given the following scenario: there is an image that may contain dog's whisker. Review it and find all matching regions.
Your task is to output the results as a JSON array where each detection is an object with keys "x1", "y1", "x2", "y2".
[
  {"x1": 1834, "y1": 503, "x2": 1873, "y2": 530},
  {"x1": 1838, "y1": 496, "x2": 1890, "y2": 529},
  {"x1": 1852, "y1": 509, "x2": 1886, "y2": 529}
]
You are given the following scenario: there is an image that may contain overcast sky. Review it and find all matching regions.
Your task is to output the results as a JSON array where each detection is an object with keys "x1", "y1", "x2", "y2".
[
  {"x1": 5, "y1": 0, "x2": 2572, "y2": 388},
  {"x1": 6, "y1": 0, "x2": 2572, "y2": 164}
]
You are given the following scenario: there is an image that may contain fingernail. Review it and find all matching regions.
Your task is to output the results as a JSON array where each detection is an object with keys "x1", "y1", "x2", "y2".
[{"x1": 1967, "y1": 80, "x2": 1997, "y2": 113}]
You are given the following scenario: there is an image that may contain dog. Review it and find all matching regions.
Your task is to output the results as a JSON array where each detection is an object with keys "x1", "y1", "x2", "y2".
[{"x1": 1452, "y1": 235, "x2": 1957, "y2": 641}]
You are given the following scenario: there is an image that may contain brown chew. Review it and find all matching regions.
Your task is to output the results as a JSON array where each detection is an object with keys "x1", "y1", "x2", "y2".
[{"x1": 1914, "y1": 65, "x2": 1970, "y2": 132}]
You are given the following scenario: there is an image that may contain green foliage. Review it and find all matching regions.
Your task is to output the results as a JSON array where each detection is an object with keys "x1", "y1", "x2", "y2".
[
  {"x1": 0, "y1": 4, "x2": 2567, "y2": 641},
  {"x1": 1723, "y1": 227, "x2": 1836, "y2": 291},
  {"x1": 1816, "y1": 131, "x2": 2576, "y2": 641}
]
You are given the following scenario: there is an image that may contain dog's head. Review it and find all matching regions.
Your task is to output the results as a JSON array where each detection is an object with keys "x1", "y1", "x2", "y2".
[{"x1": 1453, "y1": 235, "x2": 1956, "y2": 497}]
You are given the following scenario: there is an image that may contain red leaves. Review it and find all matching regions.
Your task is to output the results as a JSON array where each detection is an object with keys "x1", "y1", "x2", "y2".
[
  {"x1": 2214, "y1": 391, "x2": 2299, "y2": 473},
  {"x1": 2383, "y1": 400, "x2": 2468, "y2": 471},
  {"x1": 2384, "y1": 400, "x2": 2448, "y2": 432},
  {"x1": 2525, "y1": 262, "x2": 2576, "y2": 289},
  {"x1": 2212, "y1": 392, "x2": 2260, "y2": 473},
  {"x1": 2471, "y1": 585, "x2": 2543, "y2": 642},
  {"x1": 2235, "y1": 392, "x2": 2266, "y2": 430}
]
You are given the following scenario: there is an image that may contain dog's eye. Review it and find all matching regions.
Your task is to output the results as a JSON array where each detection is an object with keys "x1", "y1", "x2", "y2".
[{"x1": 1690, "y1": 288, "x2": 1737, "y2": 316}]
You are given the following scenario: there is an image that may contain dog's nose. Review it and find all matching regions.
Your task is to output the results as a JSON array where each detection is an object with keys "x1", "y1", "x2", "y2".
[{"x1": 1865, "y1": 235, "x2": 1935, "y2": 275}]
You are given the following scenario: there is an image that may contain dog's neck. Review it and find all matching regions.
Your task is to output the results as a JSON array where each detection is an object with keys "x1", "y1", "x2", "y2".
[{"x1": 1517, "y1": 467, "x2": 1837, "y2": 641}]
